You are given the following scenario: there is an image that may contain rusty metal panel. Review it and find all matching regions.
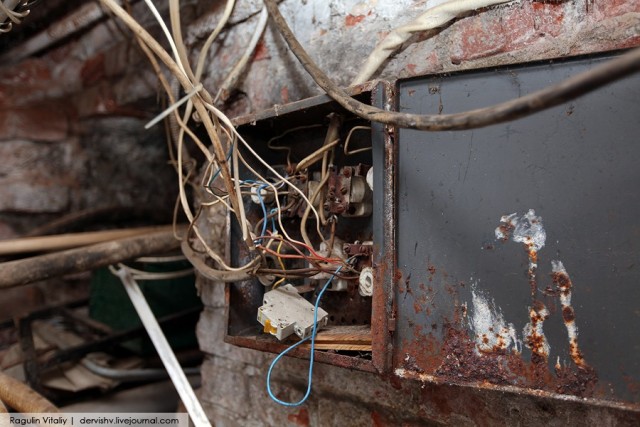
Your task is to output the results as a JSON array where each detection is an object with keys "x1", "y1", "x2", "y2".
[{"x1": 392, "y1": 54, "x2": 640, "y2": 406}]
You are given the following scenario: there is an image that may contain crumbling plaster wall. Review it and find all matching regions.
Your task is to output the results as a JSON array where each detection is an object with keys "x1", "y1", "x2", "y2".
[{"x1": 0, "y1": 0, "x2": 639, "y2": 424}]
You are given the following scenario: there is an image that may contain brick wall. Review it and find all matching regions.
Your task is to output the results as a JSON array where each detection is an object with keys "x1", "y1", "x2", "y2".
[{"x1": 0, "y1": 6, "x2": 176, "y2": 316}]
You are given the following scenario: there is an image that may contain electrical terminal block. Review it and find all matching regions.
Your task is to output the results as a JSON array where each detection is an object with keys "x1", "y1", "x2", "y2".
[
  {"x1": 358, "y1": 266, "x2": 374, "y2": 297},
  {"x1": 257, "y1": 284, "x2": 329, "y2": 340},
  {"x1": 310, "y1": 238, "x2": 348, "y2": 291}
]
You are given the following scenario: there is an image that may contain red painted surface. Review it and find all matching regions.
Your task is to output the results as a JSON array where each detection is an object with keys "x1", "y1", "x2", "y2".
[
  {"x1": 345, "y1": 14, "x2": 366, "y2": 27},
  {"x1": 253, "y1": 40, "x2": 270, "y2": 61},
  {"x1": 287, "y1": 408, "x2": 309, "y2": 426}
]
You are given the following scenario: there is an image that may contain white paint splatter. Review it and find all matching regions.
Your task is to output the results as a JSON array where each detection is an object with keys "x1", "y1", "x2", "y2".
[
  {"x1": 495, "y1": 209, "x2": 546, "y2": 251},
  {"x1": 512, "y1": 209, "x2": 546, "y2": 251},
  {"x1": 494, "y1": 212, "x2": 517, "y2": 240},
  {"x1": 470, "y1": 286, "x2": 520, "y2": 354},
  {"x1": 495, "y1": 209, "x2": 546, "y2": 294},
  {"x1": 523, "y1": 304, "x2": 550, "y2": 358},
  {"x1": 551, "y1": 260, "x2": 588, "y2": 368}
]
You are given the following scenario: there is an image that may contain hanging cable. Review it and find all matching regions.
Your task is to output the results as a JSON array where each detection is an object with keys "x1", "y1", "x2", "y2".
[
  {"x1": 351, "y1": 0, "x2": 516, "y2": 85},
  {"x1": 263, "y1": 0, "x2": 640, "y2": 132},
  {"x1": 215, "y1": 6, "x2": 269, "y2": 102},
  {"x1": 266, "y1": 265, "x2": 343, "y2": 406},
  {"x1": 0, "y1": 0, "x2": 31, "y2": 34},
  {"x1": 99, "y1": 0, "x2": 253, "y2": 254}
]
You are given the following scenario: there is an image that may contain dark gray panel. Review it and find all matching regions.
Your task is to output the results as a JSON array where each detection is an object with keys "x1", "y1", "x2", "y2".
[{"x1": 394, "y1": 56, "x2": 640, "y2": 403}]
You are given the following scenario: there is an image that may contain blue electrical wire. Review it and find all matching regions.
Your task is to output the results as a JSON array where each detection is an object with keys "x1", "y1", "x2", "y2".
[{"x1": 266, "y1": 265, "x2": 344, "y2": 406}]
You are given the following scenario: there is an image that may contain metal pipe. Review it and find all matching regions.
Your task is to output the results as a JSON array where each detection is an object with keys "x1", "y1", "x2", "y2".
[
  {"x1": 0, "y1": 370, "x2": 59, "y2": 413},
  {"x1": 0, "y1": 229, "x2": 182, "y2": 289},
  {"x1": 81, "y1": 358, "x2": 200, "y2": 382},
  {"x1": 0, "y1": 225, "x2": 177, "y2": 256}
]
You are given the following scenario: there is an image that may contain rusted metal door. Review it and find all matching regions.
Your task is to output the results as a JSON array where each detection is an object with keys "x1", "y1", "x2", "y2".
[{"x1": 391, "y1": 54, "x2": 640, "y2": 406}]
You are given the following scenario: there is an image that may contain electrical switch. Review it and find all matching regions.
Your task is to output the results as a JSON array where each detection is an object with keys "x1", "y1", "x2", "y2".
[{"x1": 257, "y1": 284, "x2": 329, "y2": 340}]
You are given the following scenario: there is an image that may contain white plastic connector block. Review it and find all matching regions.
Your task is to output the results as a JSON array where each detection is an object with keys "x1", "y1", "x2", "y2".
[
  {"x1": 250, "y1": 186, "x2": 274, "y2": 204},
  {"x1": 310, "y1": 239, "x2": 348, "y2": 291},
  {"x1": 358, "y1": 267, "x2": 374, "y2": 297},
  {"x1": 257, "y1": 284, "x2": 328, "y2": 341}
]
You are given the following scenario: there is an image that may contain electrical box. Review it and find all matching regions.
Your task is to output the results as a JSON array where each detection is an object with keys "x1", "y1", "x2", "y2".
[
  {"x1": 224, "y1": 54, "x2": 640, "y2": 408},
  {"x1": 258, "y1": 284, "x2": 328, "y2": 340},
  {"x1": 225, "y1": 81, "x2": 387, "y2": 371}
]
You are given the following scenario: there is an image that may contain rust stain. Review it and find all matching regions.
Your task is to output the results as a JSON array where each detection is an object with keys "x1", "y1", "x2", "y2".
[
  {"x1": 496, "y1": 223, "x2": 513, "y2": 241},
  {"x1": 394, "y1": 269, "x2": 403, "y2": 281},
  {"x1": 555, "y1": 364, "x2": 598, "y2": 397},
  {"x1": 287, "y1": 408, "x2": 309, "y2": 426},
  {"x1": 280, "y1": 86, "x2": 290, "y2": 104},
  {"x1": 434, "y1": 326, "x2": 522, "y2": 386},
  {"x1": 399, "y1": 332, "x2": 442, "y2": 375},
  {"x1": 623, "y1": 374, "x2": 640, "y2": 398},
  {"x1": 551, "y1": 261, "x2": 591, "y2": 370},
  {"x1": 370, "y1": 411, "x2": 387, "y2": 427},
  {"x1": 562, "y1": 306, "x2": 575, "y2": 323},
  {"x1": 413, "y1": 300, "x2": 422, "y2": 314},
  {"x1": 525, "y1": 301, "x2": 550, "y2": 359}
]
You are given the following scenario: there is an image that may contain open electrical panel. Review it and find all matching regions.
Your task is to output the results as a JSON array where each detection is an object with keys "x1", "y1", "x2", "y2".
[{"x1": 223, "y1": 82, "x2": 389, "y2": 369}]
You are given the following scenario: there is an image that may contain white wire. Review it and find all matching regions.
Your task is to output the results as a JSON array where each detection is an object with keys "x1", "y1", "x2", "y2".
[
  {"x1": 351, "y1": 0, "x2": 517, "y2": 85},
  {"x1": 176, "y1": 123, "x2": 248, "y2": 272},
  {"x1": 142, "y1": 0, "x2": 190, "y2": 81},
  {"x1": 232, "y1": 130, "x2": 250, "y2": 243},
  {"x1": 203, "y1": 101, "x2": 325, "y2": 244},
  {"x1": 0, "y1": 0, "x2": 24, "y2": 25},
  {"x1": 194, "y1": 0, "x2": 236, "y2": 83},
  {"x1": 146, "y1": 83, "x2": 203, "y2": 129},
  {"x1": 215, "y1": 6, "x2": 269, "y2": 102},
  {"x1": 235, "y1": 148, "x2": 298, "y2": 243}
]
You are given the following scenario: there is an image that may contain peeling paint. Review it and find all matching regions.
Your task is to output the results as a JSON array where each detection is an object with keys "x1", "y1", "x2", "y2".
[
  {"x1": 494, "y1": 212, "x2": 516, "y2": 241},
  {"x1": 496, "y1": 209, "x2": 546, "y2": 294},
  {"x1": 551, "y1": 260, "x2": 588, "y2": 369},
  {"x1": 523, "y1": 302, "x2": 550, "y2": 359},
  {"x1": 496, "y1": 210, "x2": 553, "y2": 366},
  {"x1": 470, "y1": 286, "x2": 520, "y2": 354}
]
